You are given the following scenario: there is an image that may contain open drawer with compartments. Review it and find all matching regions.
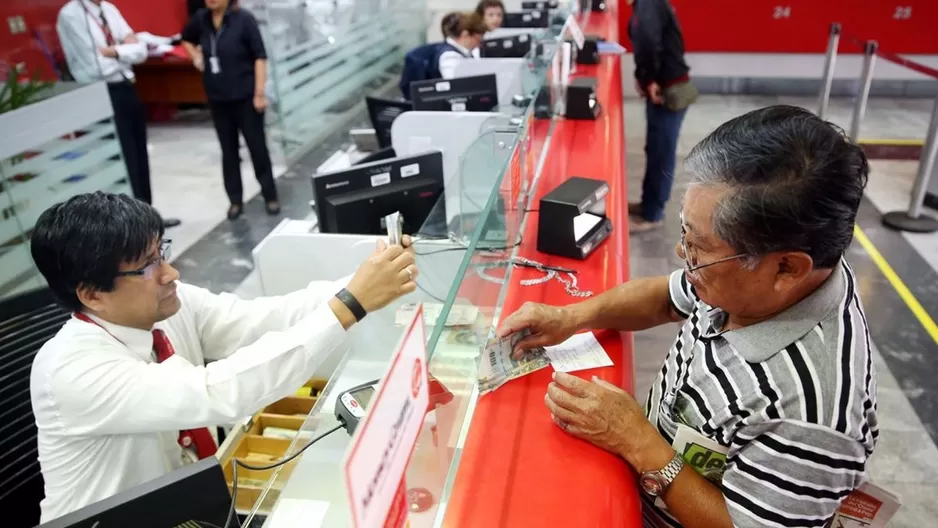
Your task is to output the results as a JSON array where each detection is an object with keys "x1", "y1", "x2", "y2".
[{"x1": 215, "y1": 377, "x2": 328, "y2": 515}]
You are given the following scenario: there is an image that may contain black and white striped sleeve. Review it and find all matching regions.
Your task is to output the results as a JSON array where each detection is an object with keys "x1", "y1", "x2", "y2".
[
  {"x1": 721, "y1": 419, "x2": 868, "y2": 528},
  {"x1": 667, "y1": 270, "x2": 696, "y2": 319}
]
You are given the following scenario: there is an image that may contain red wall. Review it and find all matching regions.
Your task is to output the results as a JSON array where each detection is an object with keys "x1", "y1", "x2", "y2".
[
  {"x1": 621, "y1": 0, "x2": 938, "y2": 54},
  {"x1": 0, "y1": 0, "x2": 189, "y2": 82},
  {"x1": 0, "y1": 0, "x2": 68, "y2": 81},
  {"x1": 110, "y1": 0, "x2": 189, "y2": 38}
]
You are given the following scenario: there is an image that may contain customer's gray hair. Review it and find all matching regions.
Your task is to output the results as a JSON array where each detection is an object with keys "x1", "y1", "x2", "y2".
[{"x1": 683, "y1": 105, "x2": 869, "y2": 269}]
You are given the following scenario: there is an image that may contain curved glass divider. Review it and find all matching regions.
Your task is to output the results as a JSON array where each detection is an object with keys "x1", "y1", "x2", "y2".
[{"x1": 237, "y1": 16, "x2": 575, "y2": 524}]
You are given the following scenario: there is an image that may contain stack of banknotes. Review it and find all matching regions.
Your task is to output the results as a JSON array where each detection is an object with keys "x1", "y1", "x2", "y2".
[{"x1": 478, "y1": 329, "x2": 548, "y2": 395}]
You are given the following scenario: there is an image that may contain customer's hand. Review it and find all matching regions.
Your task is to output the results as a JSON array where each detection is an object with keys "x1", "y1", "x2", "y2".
[
  {"x1": 253, "y1": 93, "x2": 267, "y2": 112},
  {"x1": 545, "y1": 372, "x2": 672, "y2": 471},
  {"x1": 497, "y1": 302, "x2": 579, "y2": 357},
  {"x1": 192, "y1": 53, "x2": 204, "y2": 72},
  {"x1": 647, "y1": 81, "x2": 664, "y2": 104},
  {"x1": 345, "y1": 239, "x2": 418, "y2": 313}
]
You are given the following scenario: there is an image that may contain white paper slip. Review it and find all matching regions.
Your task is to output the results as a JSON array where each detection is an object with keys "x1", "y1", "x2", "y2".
[{"x1": 544, "y1": 332, "x2": 613, "y2": 372}]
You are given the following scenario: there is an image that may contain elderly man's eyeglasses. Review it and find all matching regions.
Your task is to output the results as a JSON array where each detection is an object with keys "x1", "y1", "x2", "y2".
[
  {"x1": 116, "y1": 239, "x2": 172, "y2": 280},
  {"x1": 679, "y1": 213, "x2": 747, "y2": 276}
]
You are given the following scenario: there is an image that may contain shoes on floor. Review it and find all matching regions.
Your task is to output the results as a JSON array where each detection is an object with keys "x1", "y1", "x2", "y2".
[
  {"x1": 227, "y1": 204, "x2": 243, "y2": 221},
  {"x1": 265, "y1": 201, "x2": 281, "y2": 216},
  {"x1": 628, "y1": 201, "x2": 643, "y2": 216},
  {"x1": 163, "y1": 218, "x2": 181, "y2": 228},
  {"x1": 629, "y1": 214, "x2": 663, "y2": 233}
]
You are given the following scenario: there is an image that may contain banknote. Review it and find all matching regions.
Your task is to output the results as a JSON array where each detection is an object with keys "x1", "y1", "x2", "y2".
[
  {"x1": 477, "y1": 329, "x2": 548, "y2": 395},
  {"x1": 395, "y1": 302, "x2": 480, "y2": 327},
  {"x1": 385, "y1": 211, "x2": 403, "y2": 246}
]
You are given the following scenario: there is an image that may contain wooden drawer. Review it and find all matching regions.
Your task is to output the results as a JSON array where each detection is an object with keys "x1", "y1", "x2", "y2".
[{"x1": 215, "y1": 377, "x2": 328, "y2": 515}]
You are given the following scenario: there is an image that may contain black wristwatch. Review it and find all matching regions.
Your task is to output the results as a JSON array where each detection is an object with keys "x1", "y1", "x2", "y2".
[{"x1": 335, "y1": 288, "x2": 367, "y2": 321}]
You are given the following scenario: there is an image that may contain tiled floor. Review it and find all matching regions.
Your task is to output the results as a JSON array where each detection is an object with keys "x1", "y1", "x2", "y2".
[
  {"x1": 143, "y1": 87, "x2": 938, "y2": 526},
  {"x1": 624, "y1": 93, "x2": 938, "y2": 527}
]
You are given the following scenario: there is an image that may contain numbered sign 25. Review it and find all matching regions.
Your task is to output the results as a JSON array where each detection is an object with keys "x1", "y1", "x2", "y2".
[{"x1": 893, "y1": 6, "x2": 912, "y2": 19}]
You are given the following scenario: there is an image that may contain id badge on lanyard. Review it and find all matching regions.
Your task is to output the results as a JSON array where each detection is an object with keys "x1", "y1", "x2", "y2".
[{"x1": 209, "y1": 28, "x2": 223, "y2": 74}]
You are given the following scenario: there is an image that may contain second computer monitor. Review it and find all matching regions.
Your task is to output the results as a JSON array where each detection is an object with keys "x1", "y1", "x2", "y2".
[
  {"x1": 366, "y1": 96, "x2": 412, "y2": 150},
  {"x1": 312, "y1": 150, "x2": 445, "y2": 236},
  {"x1": 502, "y1": 10, "x2": 549, "y2": 28},
  {"x1": 410, "y1": 74, "x2": 498, "y2": 112},
  {"x1": 480, "y1": 34, "x2": 533, "y2": 58}
]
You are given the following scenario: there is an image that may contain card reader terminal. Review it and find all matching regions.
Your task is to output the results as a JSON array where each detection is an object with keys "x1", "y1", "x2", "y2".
[{"x1": 335, "y1": 379, "x2": 380, "y2": 435}]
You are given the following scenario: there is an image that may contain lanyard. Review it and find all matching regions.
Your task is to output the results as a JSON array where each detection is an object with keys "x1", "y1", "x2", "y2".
[
  {"x1": 74, "y1": 312, "x2": 127, "y2": 345},
  {"x1": 79, "y1": 0, "x2": 115, "y2": 46},
  {"x1": 209, "y1": 25, "x2": 225, "y2": 57}
]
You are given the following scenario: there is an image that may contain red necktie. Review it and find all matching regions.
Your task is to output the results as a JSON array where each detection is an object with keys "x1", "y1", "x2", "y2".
[{"x1": 152, "y1": 329, "x2": 218, "y2": 460}]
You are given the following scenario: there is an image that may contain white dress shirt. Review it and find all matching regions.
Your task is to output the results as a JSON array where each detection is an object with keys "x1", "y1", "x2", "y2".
[
  {"x1": 31, "y1": 278, "x2": 350, "y2": 522},
  {"x1": 56, "y1": 0, "x2": 147, "y2": 83},
  {"x1": 438, "y1": 37, "x2": 474, "y2": 80}
]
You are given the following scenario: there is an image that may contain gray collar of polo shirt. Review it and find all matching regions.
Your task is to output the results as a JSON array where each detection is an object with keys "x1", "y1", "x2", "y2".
[{"x1": 698, "y1": 260, "x2": 848, "y2": 363}]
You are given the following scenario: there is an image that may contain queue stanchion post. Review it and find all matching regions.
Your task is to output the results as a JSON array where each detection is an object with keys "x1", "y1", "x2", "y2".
[
  {"x1": 849, "y1": 40, "x2": 877, "y2": 143},
  {"x1": 817, "y1": 22, "x2": 841, "y2": 119},
  {"x1": 882, "y1": 94, "x2": 938, "y2": 233}
]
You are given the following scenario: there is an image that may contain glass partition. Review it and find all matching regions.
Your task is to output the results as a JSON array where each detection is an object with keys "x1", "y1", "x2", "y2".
[
  {"x1": 244, "y1": 0, "x2": 429, "y2": 158},
  {"x1": 237, "y1": 3, "x2": 589, "y2": 523},
  {"x1": 0, "y1": 3, "x2": 131, "y2": 304}
]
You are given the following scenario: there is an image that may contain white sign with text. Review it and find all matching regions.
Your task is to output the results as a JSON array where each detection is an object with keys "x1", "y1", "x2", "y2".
[{"x1": 343, "y1": 307, "x2": 429, "y2": 528}]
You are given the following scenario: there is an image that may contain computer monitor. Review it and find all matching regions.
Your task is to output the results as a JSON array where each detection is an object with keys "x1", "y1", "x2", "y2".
[
  {"x1": 410, "y1": 74, "x2": 499, "y2": 112},
  {"x1": 312, "y1": 151, "x2": 446, "y2": 236},
  {"x1": 356, "y1": 146, "x2": 396, "y2": 165},
  {"x1": 502, "y1": 10, "x2": 549, "y2": 28},
  {"x1": 480, "y1": 34, "x2": 533, "y2": 58},
  {"x1": 365, "y1": 96, "x2": 411, "y2": 149},
  {"x1": 37, "y1": 458, "x2": 230, "y2": 528},
  {"x1": 521, "y1": 0, "x2": 558, "y2": 9}
]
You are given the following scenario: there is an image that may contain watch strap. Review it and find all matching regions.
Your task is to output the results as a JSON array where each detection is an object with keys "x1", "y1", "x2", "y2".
[
  {"x1": 658, "y1": 451, "x2": 685, "y2": 485},
  {"x1": 335, "y1": 288, "x2": 367, "y2": 321}
]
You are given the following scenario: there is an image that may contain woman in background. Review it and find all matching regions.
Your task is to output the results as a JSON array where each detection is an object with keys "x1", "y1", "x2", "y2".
[
  {"x1": 440, "y1": 11, "x2": 460, "y2": 39},
  {"x1": 475, "y1": 0, "x2": 505, "y2": 32},
  {"x1": 182, "y1": 0, "x2": 280, "y2": 220},
  {"x1": 438, "y1": 13, "x2": 487, "y2": 79}
]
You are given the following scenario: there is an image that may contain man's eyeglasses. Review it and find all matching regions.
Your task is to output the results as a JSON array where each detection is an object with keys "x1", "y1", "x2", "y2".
[
  {"x1": 679, "y1": 213, "x2": 747, "y2": 277},
  {"x1": 116, "y1": 239, "x2": 172, "y2": 280}
]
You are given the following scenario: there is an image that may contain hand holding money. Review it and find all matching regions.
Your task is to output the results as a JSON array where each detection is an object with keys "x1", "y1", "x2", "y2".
[
  {"x1": 497, "y1": 302, "x2": 580, "y2": 358},
  {"x1": 478, "y1": 329, "x2": 550, "y2": 395}
]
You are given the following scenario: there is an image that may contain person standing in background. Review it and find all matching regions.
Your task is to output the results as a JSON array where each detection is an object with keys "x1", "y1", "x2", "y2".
[
  {"x1": 181, "y1": 0, "x2": 280, "y2": 220},
  {"x1": 627, "y1": 0, "x2": 695, "y2": 233},
  {"x1": 56, "y1": 0, "x2": 181, "y2": 228}
]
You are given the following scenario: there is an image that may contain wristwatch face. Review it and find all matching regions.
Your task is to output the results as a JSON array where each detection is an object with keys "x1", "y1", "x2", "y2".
[{"x1": 640, "y1": 474, "x2": 665, "y2": 496}]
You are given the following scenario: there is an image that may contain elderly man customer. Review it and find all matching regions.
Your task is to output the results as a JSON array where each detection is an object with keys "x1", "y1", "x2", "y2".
[{"x1": 499, "y1": 105, "x2": 877, "y2": 528}]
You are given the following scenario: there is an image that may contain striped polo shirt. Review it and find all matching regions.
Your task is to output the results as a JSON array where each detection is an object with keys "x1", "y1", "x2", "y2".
[{"x1": 643, "y1": 260, "x2": 879, "y2": 528}]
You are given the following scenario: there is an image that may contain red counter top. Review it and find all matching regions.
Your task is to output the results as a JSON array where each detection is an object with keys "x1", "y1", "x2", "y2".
[{"x1": 440, "y1": 10, "x2": 641, "y2": 528}]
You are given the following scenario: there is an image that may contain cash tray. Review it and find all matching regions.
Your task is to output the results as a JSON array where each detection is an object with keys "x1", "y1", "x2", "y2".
[{"x1": 215, "y1": 378, "x2": 328, "y2": 515}]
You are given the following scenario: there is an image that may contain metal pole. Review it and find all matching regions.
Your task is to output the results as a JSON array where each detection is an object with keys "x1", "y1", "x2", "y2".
[
  {"x1": 907, "y1": 97, "x2": 938, "y2": 218},
  {"x1": 849, "y1": 40, "x2": 877, "y2": 143},
  {"x1": 818, "y1": 23, "x2": 841, "y2": 119},
  {"x1": 881, "y1": 94, "x2": 938, "y2": 233}
]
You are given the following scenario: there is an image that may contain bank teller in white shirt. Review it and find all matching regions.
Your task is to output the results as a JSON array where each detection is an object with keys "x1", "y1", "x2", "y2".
[
  {"x1": 56, "y1": 0, "x2": 180, "y2": 228},
  {"x1": 438, "y1": 12, "x2": 487, "y2": 79},
  {"x1": 29, "y1": 192, "x2": 418, "y2": 522}
]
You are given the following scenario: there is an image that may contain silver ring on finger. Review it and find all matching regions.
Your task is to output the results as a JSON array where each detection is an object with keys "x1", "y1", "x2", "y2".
[{"x1": 405, "y1": 267, "x2": 413, "y2": 281}]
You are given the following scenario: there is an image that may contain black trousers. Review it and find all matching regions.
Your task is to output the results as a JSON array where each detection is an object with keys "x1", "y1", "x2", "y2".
[
  {"x1": 108, "y1": 81, "x2": 151, "y2": 204},
  {"x1": 208, "y1": 99, "x2": 277, "y2": 206}
]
